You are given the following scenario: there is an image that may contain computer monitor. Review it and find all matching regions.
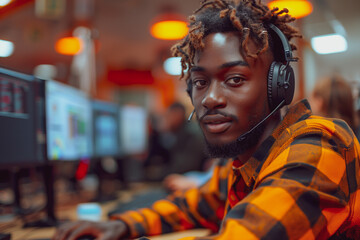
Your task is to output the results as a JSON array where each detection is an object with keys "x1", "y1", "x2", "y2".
[
  {"x1": 0, "y1": 67, "x2": 55, "y2": 227},
  {"x1": 0, "y1": 67, "x2": 45, "y2": 168},
  {"x1": 45, "y1": 80, "x2": 93, "y2": 161},
  {"x1": 119, "y1": 105, "x2": 148, "y2": 155},
  {"x1": 92, "y1": 100, "x2": 121, "y2": 158}
]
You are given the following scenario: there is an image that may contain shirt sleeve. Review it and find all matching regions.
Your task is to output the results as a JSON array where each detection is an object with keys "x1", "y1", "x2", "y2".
[
  {"x1": 203, "y1": 130, "x2": 354, "y2": 240},
  {"x1": 109, "y1": 158, "x2": 232, "y2": 238}
]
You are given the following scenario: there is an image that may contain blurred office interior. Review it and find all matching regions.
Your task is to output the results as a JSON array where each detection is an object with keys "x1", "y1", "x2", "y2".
[
  {"x1": 0, "y1": 0, "x2": 360, "y2": 236},
  {"x1": 0, "y1": 0, "x2": 359, "y2": 108}
]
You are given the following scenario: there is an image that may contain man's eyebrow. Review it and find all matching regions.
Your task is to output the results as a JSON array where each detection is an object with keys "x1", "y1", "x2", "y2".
[
  {"x1": 190, "y1": 66, "x2": 205, "y2": 72},
  {"x1": 220, "y1": 60, "x2": 249, "y2": 69},
  {"x1": 190, "y1": 60, "x2": 248, "y2": 72}
]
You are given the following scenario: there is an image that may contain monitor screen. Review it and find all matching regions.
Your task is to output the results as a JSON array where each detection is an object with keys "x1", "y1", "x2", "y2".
[
  {"x1": 46, "y1": 80, "x2": 93, "y2": 160},
  {"x1": 0, "y1": 67, "x2": 45, "y2": 167},
  {"x1": 92, "y1": 100, "x2": 120, "y2": 157},
  {"x1": 119, "y1": 105, "x2": 148, "y2": 155}
]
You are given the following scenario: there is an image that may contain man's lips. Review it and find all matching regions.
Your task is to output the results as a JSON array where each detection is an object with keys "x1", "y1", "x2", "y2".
[{"x1": 201, "y1": 114, "x2": 233, "y2": 134}]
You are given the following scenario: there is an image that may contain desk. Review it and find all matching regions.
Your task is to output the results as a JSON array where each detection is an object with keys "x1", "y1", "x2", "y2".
[
  {"x1": 7, "y1": 226, "x2": 210, "y2": 240},
  {"x1": 2, "y1": 185, "x2": 210, "y2": 240},
  {"x1": 8, "y1": 227, "x2": 210, "y2": 240}
]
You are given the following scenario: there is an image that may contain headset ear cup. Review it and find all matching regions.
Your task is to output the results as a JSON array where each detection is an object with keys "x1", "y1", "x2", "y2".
[
  {"x1": 267, "y1": 61, "x2": 295, "y2": 110},
  {"x1": 266, "y1": 23, "x2": 296, "y2": 109},
  {"x1": 267, "y1": 62, "x2": 276, "y2": 111},
  {"x1": 282, "y1": 64, "x2": 295, "y2": 105}
]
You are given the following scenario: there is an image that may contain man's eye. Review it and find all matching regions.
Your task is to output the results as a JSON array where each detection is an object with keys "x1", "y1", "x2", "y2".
[
  {"x1": 226, "y1": 76, "x2": 244, "y2": 86},
  {"x1": 193, "y1": 79, "x2": 208, "y2": 88}
]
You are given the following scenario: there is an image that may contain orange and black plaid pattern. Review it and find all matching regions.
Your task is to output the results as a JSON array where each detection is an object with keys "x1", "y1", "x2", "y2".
[{"x1": 110, "y1": 100, "x2": 360, "y2": 239}]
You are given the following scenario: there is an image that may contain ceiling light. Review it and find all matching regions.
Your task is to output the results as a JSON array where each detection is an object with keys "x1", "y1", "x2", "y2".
[
  {"x1": 163, "y1": 57, "x2": 183, "y2": 75},
  {"x1": 0, "y1": 39, "x2": 14, "y2": 57},
  {"x1": 55, "y1": 36, "x2": 83, "y2": 55},
  {"x1": 0, "y1": 0, "x2": 12, "y2": 7},
  {"x1": 311, "y1": 34, "x2": 348, "y2": 55},
  {"x1": 34, "y1": 64, "x2": 57, "y2": 79},
  {"x1": 150, "y1": 12, "x2": 188, "y2": 40},
  {"x1": 268, "y1": 0, "x2": 313, "y2": 19},
  {"x1": 150, "y1": 20, "x2": 188, "y2": 40}
]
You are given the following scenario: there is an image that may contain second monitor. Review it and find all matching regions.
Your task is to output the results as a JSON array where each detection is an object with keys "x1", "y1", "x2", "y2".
[
  {"x1": 45, "y1": 80, "x2": 93, "y2": 161},
  {"x1": 92, "y1": 99, "x2": 121, "y2": 158}
]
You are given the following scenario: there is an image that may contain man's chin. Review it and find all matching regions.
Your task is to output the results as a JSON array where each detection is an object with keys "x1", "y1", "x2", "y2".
[
  {"x1": 204, "y1": 127, "x2": 265, "y2": 158},
  {"x1": 205, "y1": 139, "x2": 247, "y2": 158},
  {"x1": 202, "y1": 116, "x2": 268, "y2": 158}
]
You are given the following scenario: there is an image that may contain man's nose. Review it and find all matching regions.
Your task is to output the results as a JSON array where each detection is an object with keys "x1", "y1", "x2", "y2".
[{"x1": 201, "y1": 81, "x2": 226, "y2": 110}]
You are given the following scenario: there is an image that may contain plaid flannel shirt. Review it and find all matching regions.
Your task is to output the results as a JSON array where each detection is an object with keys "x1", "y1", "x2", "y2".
[{"x1": 110, "y1": 99, "x2": 360, "y2": 239}]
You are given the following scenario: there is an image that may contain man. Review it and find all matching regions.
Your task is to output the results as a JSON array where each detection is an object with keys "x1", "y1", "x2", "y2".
[{"x1": 54, "y1": 0, "x2": 360, "y2": 239}]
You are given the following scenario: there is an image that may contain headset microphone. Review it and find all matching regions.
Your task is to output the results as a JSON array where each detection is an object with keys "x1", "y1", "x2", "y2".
[
  {"x1": 187, "y1": 109, "x2": 195, "y2": 122},
  {"x1": 237, "y1": 99, "x2": 285, "y2": 142}
]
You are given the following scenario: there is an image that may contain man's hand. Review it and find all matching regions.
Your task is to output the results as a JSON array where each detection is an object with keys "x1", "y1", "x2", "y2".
[{"x1": 52, "y1": 220, "x2": 129, "y2": 240}]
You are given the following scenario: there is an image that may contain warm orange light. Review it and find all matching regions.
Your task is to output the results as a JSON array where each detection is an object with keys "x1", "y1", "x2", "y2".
[
  {"x1": 268, "y1": 0, "x2": 313, "y2": 19},
  {"x1": 55, "y1": 37, "x2": 82, "y2": 55},
  {"x1": 150, "y1": 20, "x2": 188, "y2": 40}
]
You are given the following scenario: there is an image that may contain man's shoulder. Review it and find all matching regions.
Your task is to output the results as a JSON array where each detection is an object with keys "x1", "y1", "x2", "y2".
[
  {"x1": 283, "y1": 100, "x2": 355, "y2": 142},
  {"x1": 287, "y1": 115, "x2": 356, "y2": 148},
  {"x1": 256, "y1": 115, "x2": 359, "y2": 185}
]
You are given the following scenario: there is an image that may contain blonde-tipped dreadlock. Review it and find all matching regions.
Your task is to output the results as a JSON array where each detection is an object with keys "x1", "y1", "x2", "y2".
[{"x1": 171, "y1": 0, "x2": 301, "y2": 81}]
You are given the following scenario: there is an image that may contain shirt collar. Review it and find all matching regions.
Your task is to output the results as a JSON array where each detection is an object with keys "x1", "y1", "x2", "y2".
[{"x1": 233, "y1": 99, "x2": 312, "y2": 187}]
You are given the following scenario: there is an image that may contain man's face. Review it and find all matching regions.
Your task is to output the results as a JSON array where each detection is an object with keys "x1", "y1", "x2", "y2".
[{"x1": 190, "y1": 32, "x2": 273, "y2": 156}]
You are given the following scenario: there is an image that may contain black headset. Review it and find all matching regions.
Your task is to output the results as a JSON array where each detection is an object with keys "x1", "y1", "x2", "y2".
[
  {"x1": 266, "y1": 23, "x2": 296, "y2": 111},
  {"x1": 186, "y1": 23, "x2": 296, "y2": 111}
]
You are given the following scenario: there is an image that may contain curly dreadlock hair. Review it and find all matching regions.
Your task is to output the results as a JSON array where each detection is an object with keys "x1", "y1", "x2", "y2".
[{"x1": 171, "y1": 0, "x2": 301, "y2": 81}]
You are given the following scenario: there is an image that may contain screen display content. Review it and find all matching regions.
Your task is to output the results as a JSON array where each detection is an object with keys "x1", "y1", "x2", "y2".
[
  {"x1": 92, "y1": 100, "x2": 120, "y2": 157},
  {"x1": 46, "y1": 80, "x2": 92, "y2": 160},
  {"x1": 0, "y1": 68, "x2": 44, "y2": 167},
  {"x1": 119, "y1": 105, "x2": 148, "y2": 155}
]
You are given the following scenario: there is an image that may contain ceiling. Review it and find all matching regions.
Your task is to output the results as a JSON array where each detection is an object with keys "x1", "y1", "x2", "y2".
[
  {"x1": 301, "y1": 0, "x2": 360, "y2": 92},
  {"x1": 0, "y1": 0, "x2": 359, "y2": 95}
]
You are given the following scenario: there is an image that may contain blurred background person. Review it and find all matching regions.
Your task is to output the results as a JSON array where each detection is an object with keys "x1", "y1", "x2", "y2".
[
  {"x1": 309, "y1": 74, "x2": 358, "y2": 136},
  {"x1": 144, "y1": 102, "x2": 208, "y2": 181},
  {"x1": 107, "y1": 102, "x2": 211, "y2": 215}
]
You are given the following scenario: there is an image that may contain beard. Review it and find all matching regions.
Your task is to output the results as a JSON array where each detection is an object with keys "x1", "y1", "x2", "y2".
[{"x1": 204, "y1": 119, "x2": 267, "y2": 158}]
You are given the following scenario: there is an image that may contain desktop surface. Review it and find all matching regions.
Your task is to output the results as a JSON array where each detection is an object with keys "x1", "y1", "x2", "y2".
[{"x1": 1, "y1": 182, "x2": 209, "y2": 240}]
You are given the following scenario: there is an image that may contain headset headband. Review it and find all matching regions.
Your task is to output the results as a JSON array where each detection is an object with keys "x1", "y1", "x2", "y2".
[{"x1": 267, "y1": 23, "x2": 295, "y2": 63}]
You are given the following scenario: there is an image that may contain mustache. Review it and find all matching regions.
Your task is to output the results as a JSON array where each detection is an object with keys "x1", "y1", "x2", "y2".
[{"x1": 198, "y1": 109, "x2": 239, "y2": 122}]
